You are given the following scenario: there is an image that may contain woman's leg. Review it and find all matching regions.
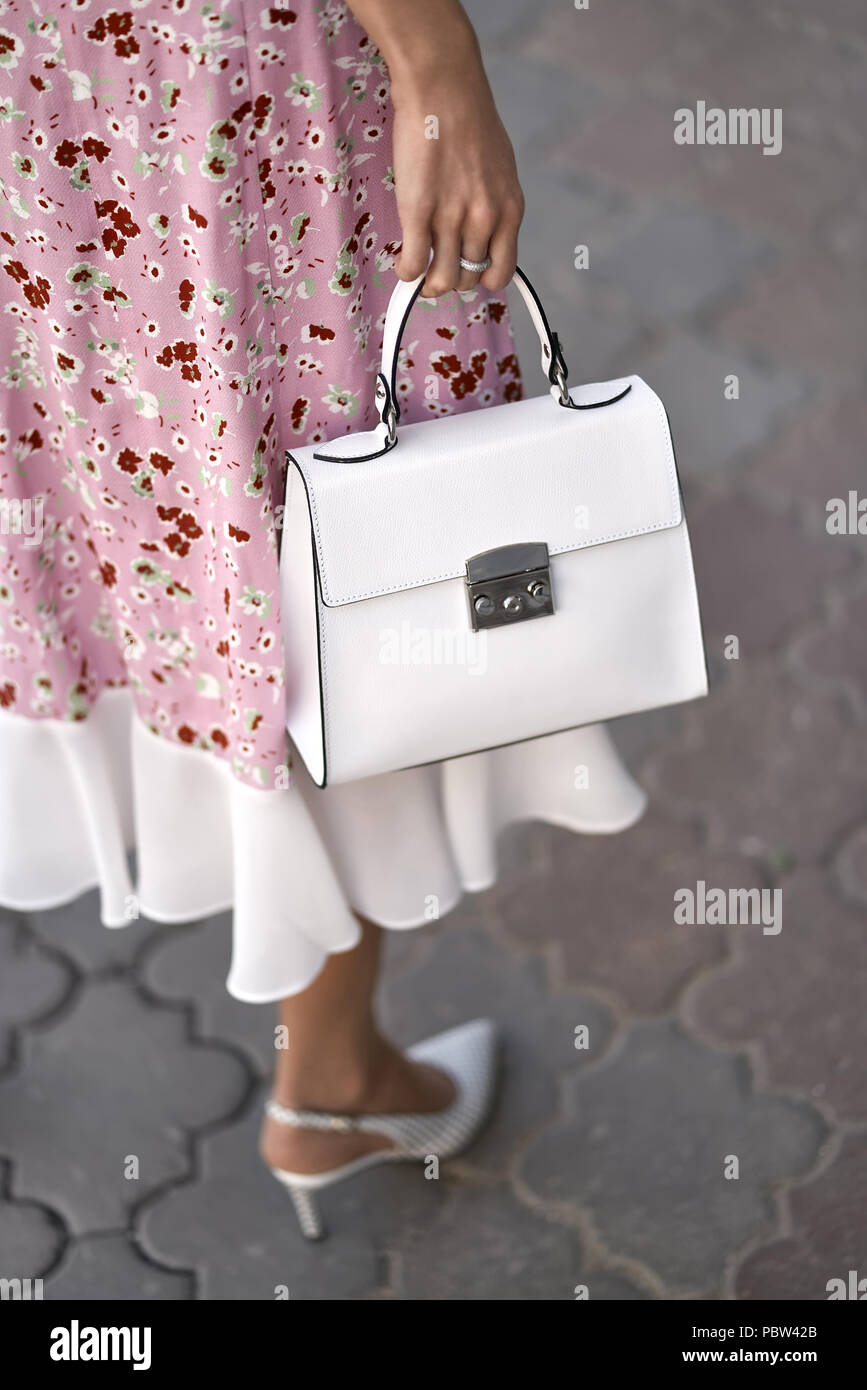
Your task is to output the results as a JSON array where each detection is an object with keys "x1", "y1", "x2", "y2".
[{"x1": 259, "y1": 915, "x2": 455, "y2": 1174}]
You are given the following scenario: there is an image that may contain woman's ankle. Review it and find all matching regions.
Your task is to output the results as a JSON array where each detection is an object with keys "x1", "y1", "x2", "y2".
[
  {"x1": 271, "y1": 1034, "x2": 456, "y2": 1115},
  {"x1": 272, "y1": 1031, "x2": 390, "y2": 1112}
]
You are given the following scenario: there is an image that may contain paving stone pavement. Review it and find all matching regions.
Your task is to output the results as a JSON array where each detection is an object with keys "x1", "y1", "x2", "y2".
[{"x1": 0, "y1": 0, "x2": 864, "y2": 1300}]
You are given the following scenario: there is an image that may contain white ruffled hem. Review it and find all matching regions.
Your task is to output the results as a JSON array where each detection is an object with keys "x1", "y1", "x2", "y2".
[{"x1": 0, "y1": 689, "x2": 647, "y2": 1002}]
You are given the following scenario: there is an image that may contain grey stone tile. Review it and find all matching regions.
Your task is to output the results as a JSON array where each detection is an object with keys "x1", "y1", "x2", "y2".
[
  {"x1": 608, "y1": 704, "x2": 685, "y2": 773},
  {"x1": 0, "y1": 978, "x2": 249, "y2": 1233},
  {"x1": 398, "y1": 1184, "x2": 586, "y2": 1301},
  {"x1": 488, "y1": 811, "x2": 751, "y2": 1016},
  {"x1": 140, "y1": 1090, "x2": 381, "y2": 1300},
  {"x1": 735, "y1": 1133, "x2": 867, "y2": 1300},
  {"x1": 833, "y1": 824, "x2": 867, "y2": 911},
  {"x1": 690, "y1": 869, "x2": 867, "y2": 1123},
  {"x1": 520, "y1": 1019, "x2": 826, "y2": 1292},
  {"x1": 0, "y1": 916, "x2": 72, "y2": 1068},
  {"x1": 637, "y1": 332, "x2": 807, "y2": 480},
  {"x1": 464, "y1": 0, "x2": 557, "y2": 46},
  {"x1": 0, "y1": 1183, "x2": 64, "y2": 1281},
  {"x1": 379, "y1": 924, "x2": 616, "y2": 1174},
  {"x1": 656, "y1": 661, "x2": 867, "y2": 866},
  {"x1": 142, "y1": 914, "x2": 277, "y2": 1078},
  {"x1": 46, "y1": 1234, "x2": 191, "y2": 1301},
  {"x1": 592, "y1": 205, "x2": 774, "y2": 321},
  {"x1": 28, "y1": 886, "x2": 164, "y2": 974},
  {"x1": 687, "y1": 491, "x2": 852, "y2": 652},
  {"x1": 484, "y1": 52, "x2": 604, "y2": 158}
]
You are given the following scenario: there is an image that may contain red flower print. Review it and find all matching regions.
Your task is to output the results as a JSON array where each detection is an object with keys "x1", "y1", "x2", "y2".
[
  {"x1": 0, "y1": 682, "x2": 18, "y2": 709},
  {"x1": 113, "y1": 447, "x2": 142, "y2": 475},
  {"x1": 51, "y1": 138, "x2": 82, "y2": 168},
  {"x1": 82, "y1": 134, "x2": 111, "y2": 163},
  {"x1": 23, "y1": 275, "x2": 51, "y2": 311},
  {"x1": 149, "y1": 450, "x2": 175, "y2": 476},
  {"x1": 432, "y1": 354, "x2": 461, "y2": 381},
  {"x1": 179, "y1": 279, "x2": 196, "y2": 313}
]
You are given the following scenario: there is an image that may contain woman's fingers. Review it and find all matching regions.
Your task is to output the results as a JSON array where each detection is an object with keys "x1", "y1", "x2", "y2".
[
  {"x1": 396, "y1": 209, "x2": 432, "y2": 282},
  {"x1": 456, "y1": 202, "x2": 497, "y2": 292},
  {"x1": 397, "y1": 192, "x2": 523, "y2": 301},
  {"x1": 479, "y1": 203, "x2": 522, "y2": 293},
  {"x1": 422, "y1": 213, "x2": 462, "y2": 298}
]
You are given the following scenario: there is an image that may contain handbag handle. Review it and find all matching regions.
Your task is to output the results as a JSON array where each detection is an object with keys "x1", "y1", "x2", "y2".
[{"x1": 312, "y1": 264, "x2": 631, "y2": 463}]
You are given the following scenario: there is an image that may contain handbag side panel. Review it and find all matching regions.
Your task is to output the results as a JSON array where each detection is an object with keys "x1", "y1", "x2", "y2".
[{"x1": 281, "y1": 461, "x2": 328, "y2": 786}]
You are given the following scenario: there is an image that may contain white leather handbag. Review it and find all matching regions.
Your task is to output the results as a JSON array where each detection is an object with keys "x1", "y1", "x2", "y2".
[{"x1": 280, "y1": 267, "x2": 708, "y2": 787}]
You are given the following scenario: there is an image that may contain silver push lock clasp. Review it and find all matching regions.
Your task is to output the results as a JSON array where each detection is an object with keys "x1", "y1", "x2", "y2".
[{"x1": 466, "y1": 542, "x2": 555, "y2": 632}]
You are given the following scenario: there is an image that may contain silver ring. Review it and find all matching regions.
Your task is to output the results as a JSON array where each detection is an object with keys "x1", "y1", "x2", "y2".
[{"x1": 459, "y1": 256, "x2": 492, "y2": 273}]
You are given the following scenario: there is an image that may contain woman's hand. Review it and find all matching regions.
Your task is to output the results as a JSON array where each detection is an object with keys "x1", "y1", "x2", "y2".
[{"x1": 345, "y1": 0, "x2": 524, "y2": 296}]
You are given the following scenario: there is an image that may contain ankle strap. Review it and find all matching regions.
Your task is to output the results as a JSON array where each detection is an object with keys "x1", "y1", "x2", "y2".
[{"x1": 266, "y1": 1099, "x2": 363, "y2": 1132}]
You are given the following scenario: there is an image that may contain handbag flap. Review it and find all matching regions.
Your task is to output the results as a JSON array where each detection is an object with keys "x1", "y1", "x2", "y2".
[{"x1": 286, "y1": 375, "x2": 682, "y2": 607}]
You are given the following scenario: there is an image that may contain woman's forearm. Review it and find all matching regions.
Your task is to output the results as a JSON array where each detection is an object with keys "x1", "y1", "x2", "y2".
[
  {"x1": 343, "y1": 0, "x2": 524, "y2": 295},
  {"x1": 343, "y1": 0, "x2": 481, "y2": 101}
]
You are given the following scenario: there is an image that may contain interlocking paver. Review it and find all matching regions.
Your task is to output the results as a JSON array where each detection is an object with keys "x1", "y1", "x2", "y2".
[
  {"x1": 398, "y1": 1183, "x2": 643, "y2": 1301},
  {"x1": 689, "y1": 869, "x2": 867, "y2": 1122},
  {"x1": 549, "y1": 97, "x2": 706, "y2": 198},
  {"x1": 379, "y1": 923, "x2": 616, "y2": 1172},
  {"x1": 0, "y1": 1184, "x2": 64, "y2": 1282},
  {"x1": 0, "y1": 916, "x2": 72, "y2": 1070},
  {"x1": 142, "y1": 914, "x2": 277, "y2": 1078},
  {"x1": 717, "y1": 261, "x2": 865, "y2": 386},
  {"x1": 833, "y1": 825, "x2": 867, "y2": 911},
  {"x1": 591, "y1": 205, "x2": 773, "y2": 322},
  {"x1": 0, "y1": 978, "x2": 249, "y2": 1233},
  {"x1": 749, "y1": 393, "x2": 867, "y2": 517},
  {"x1": 520, "y1": 1019, "x2": 826, "y2": 1292},
  {"x1": 653, "y1": 661, "x2": 867, "y2": 865},
  {"x1": 524, "y1": 0, "x2": 734, "y2": 85},
  {"x1": 27, "y1": 888, "x2": 164, "y2": 974},
  {"x1": 485, "y1": 50, "x2": 604, "y2": 157},
  {"x1": 46, "y1": 1234, "x2": 191, "y2": 1301},
  {"x1": 735, "y1": 1134, "x2": 867, "y2": 1300},
  {"x1": 687, "y1": 492, "x2": 853, "y2": 652},
  {"x1": 140, "y1": 1089, "x2": 382, "y2": 1300},
  {"x1": 638, "y1": 332, "x2": 806, "y2": 481},
  {"x1": 488, "y1": 809, "x2": 758, "y2": 1016},
  {"x1": 796, "y1": 589, "x2": 867, "y2": 718}
]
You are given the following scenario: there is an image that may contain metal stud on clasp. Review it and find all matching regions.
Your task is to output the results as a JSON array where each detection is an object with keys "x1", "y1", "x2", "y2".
[{"x1": 466, "y1": 542, "x2": 555, "y2": 631}]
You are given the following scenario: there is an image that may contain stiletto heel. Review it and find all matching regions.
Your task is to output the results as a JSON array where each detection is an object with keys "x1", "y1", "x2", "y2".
[
  {"x1": 265, "y1": 1019, "x2": 498, "y2": 1241},
  {"x1": 278, "y1": 1178, "x2": 324, "y2": 1241}
]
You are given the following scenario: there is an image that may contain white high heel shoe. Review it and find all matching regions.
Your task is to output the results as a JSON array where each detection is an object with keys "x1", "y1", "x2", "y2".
[{"x1": 265, "y1": 1018, "x2": 499, "y2": 1240}]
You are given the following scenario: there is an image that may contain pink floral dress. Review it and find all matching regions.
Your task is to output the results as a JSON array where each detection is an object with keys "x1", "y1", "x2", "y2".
[
  {"x1": 0, "y1": 0, "x2": 646, "y2": 1002},
  {"x1": 0, "y1": 0, "x2": 521, "y2": 784}
]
